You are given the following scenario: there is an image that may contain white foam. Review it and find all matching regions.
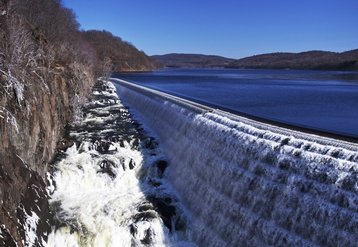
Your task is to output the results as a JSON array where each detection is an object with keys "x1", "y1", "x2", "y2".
[
  {"x1": 115, "y1": 80, "x2": 358, "y2": 247},
  {"x1": 23, "y1": 211, "x2": 39, "y2": 247},
  {"x1": 46, "y1": 80, "x2": 195, "y2": 246}
]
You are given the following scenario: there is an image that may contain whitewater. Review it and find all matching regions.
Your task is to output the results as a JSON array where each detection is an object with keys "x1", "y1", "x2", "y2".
[
  {"x1": 113, "y1": 78, "x2": 358, "y2": 247},
  {"x1": 42, "y1": 77, "x2": 358, "y2": 247},
  {"x1": 45, "y1": 80, "x2": 196, "y2": 246}
]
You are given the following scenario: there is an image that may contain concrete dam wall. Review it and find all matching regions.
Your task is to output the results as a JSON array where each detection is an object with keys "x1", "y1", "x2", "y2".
[{"x1": 113, "y1": 78, "x2": 358, "y2": 247}]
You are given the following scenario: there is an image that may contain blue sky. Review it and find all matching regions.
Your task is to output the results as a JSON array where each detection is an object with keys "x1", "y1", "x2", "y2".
[{"x1": 63, "y1": 0, "x2": 358, "y2": 58}]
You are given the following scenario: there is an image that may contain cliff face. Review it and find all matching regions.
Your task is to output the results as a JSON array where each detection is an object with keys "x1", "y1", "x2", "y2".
[
  {"x1": 0, "y1": 0, "x2": 95, "y2": 245},
  {"x1": 0, "y1": 0, "x2": 156, "y2": 244}
]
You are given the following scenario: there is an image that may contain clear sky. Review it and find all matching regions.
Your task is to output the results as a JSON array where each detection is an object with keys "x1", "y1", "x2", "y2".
[{"x1": 62, "y1": 0, "x2": 358, "y2": 59}]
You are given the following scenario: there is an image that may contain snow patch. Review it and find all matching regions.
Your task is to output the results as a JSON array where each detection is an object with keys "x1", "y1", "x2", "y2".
[
  {"x1": 0, "y1": 107, "x2": 19, "y2": 133},
  {"x1": 23, "y1": 211, "x2": 39, "y2": 247}
]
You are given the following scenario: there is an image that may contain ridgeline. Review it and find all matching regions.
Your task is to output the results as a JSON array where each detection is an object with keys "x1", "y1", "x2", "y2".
[
  {"x1": 152, "y1": 50, "x2": 358, "y2": 70},
  {"x1": 151, "y1": 53, "x2": 235, "y2": 68}
]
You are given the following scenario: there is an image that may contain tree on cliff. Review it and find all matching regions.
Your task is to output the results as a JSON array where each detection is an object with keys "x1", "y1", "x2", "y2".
[
  {"x1": 0, "y1": 0, "x2": 154, "y2": 246},
  {"x1": 82, "y1": 30, "x2": 156, "y2": 72}
]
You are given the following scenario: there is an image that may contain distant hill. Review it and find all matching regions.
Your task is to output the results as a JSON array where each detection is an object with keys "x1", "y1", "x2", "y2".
[
  {"x1": 151, "y1": 53, "x2": 235, "y2": 68},
  {"x1": 152, "y1": 50, "x2": 358, "y2": 70},
  {"x1": 227, "y1": 50, "x2": 358, "y2": 70}
]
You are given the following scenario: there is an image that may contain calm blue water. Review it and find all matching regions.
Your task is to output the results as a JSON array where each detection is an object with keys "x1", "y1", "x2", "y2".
[{"x1": 114, "y1": 69, "x2": 358, "y2": 138}]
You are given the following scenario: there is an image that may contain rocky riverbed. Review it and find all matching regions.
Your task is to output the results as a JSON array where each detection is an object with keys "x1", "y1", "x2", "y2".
[{"x1": 45, "y1": 80, "x2": 195, "y2": 246}]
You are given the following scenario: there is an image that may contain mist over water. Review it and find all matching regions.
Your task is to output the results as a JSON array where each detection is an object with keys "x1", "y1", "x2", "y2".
[{"x1": 116, "y1": 69, "x2": 358, "y2": 137}]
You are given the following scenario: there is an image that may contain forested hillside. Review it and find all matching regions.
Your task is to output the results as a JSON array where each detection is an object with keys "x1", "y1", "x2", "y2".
[
  {"x1": 83, "y1": 30, "x2": 155, "y2": 72},
  {"x1": 152, "y1": 53, "x2": 235, "y2": 68},
  {"x1": 227, "y1": 50, "x2": 358, "y2": 70},
  {"x1": 152, "y1": 50, "x2": 358, "y2": 70},
  {"x1": 0, "y1": 0, "x2": 154, "y2": 245}
]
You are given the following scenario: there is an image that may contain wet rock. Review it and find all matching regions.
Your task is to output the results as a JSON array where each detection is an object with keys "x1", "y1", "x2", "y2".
[
  {"x1": 94, "y1": 140, "x2": 115, "y2": 154},
  {"x1": 149, "y1": 179, "x2": 162, "y2": 187},
  {"x1": 131, "y1": 138, "x2": 140, "y2": 149},
  {"x1": 141, "y1": 228, "x2": 153, "y2": 245},
  {"x1": 129, "y1": 159, "x2": 136, "y2": 170},
  {"x1": 145, "y1": 137, "x2": 157, "y2": 149},
  {"x1": 163, "y1": 197, "x2": 172, "y2": 204},
  {"x1": 132, "y1": 122, "x2": 141, "y2": 128},
  {"x1": 97, "y1": 160, "x2": 116, "y2": 179},
  {"x1": 90, "y1": 153, "x2": 99, "y2": 159},
  {"x1": 147, "y1": 196, "x2": 176, "y2": 232},
  {"x1": 0, "y1": 225, "x2": 17, "y2": 247},
  {"x1": 119, "y1": 157, "x2": 126, "y2": 171},
  {"x1": 138, "y1": 203, "x2": 154, "y2": 212},
  {"x1": 108, "y1": 135, "x2": 121, "y2": 143},
  {"x1": 155, "y1": 160, "x2": 168, "y2": 176},
  {"x1": 16, "y1": 171, "x2": 53, "y2": 247},
  {"x1": 280, "y1": 137, "x2": 290, "y2": 146},
  {"x1": 49, "y1": 151, "x2": 68, "y2": 165},
  {"x1": 133, "y1": 211, "x2": 157, "y2": 222},
  {"x1": 57, "y1": 138, "x2": 74, "y2": 151},
  {"x1": 174, "y1": 216, "x2": 186, "y2": 231},
  {"x1": 129, "y1": 224, "x2": 137, "y2": 236}
]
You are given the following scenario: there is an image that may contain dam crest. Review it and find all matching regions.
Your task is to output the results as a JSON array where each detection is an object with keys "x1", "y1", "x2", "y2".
[{"x1": 113, "y1": 78, "x2": 358, "y2": 247}]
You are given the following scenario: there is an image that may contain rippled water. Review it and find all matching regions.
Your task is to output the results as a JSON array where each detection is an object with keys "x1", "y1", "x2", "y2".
[{"x1": 115, "y1": 69, "x2": 358, "y2": 137}]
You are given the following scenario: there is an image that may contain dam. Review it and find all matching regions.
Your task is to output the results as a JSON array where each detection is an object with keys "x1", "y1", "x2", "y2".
[{"x1": 112, "y1": 78, "x2": 358, "y2": 247}]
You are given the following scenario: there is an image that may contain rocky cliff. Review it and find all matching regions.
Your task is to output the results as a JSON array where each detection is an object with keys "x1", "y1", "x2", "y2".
[
  {"x1": 0, "y1": 0, "x2": 154, "y2": 245},
  {"x1": 0, "y1": 1, "x2": 96, "y2": 245}
]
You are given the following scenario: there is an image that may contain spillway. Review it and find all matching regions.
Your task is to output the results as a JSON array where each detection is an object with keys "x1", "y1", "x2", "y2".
[{"x1": 113, "y1": 78, "x2": 358, "y2": 247}]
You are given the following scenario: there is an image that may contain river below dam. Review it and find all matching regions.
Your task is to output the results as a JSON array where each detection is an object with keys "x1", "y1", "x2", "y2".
[
  {"x1": 45, "y1": 80, "x2": 196, "y2": 246},
  {"x1": 115, "y1": 68, "x2": 358, "y2": 138},
  {"x1": 43, "y1": 78, "x2": 358, "y2": 247}
]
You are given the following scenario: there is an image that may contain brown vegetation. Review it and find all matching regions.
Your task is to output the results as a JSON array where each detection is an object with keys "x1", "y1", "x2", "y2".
[
  {"x1": 83, "y1": 30, "x2": 155, "y2": 72},
  {"x1": 0, "y1": 0, "x2": 97, "y2": 245},
  {"x1": 0, "y1": 0, "x2": 154, "y2": 245}
]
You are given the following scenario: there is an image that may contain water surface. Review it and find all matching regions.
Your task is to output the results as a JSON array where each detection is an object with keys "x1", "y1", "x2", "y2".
[{"x1": 114, "y1": 69, "x2": 358, "y2": 138}]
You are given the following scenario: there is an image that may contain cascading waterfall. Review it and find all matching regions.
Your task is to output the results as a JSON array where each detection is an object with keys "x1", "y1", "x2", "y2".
[
  {"x1": 114, "y1": 78, "x2": 358, "y2": 247},
  {"x1": 45, "y1": 80, "x2": 196, "y2": 247}
]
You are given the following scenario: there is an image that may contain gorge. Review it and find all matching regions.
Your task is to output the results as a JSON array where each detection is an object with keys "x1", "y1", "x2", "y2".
[{"x1": 1, "y1": 0, "x2": 358, "y2": 246}]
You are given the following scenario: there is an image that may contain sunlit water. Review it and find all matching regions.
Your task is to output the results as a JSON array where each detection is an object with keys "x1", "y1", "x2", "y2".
[
  {"x1": 115, "y1": 69, "x2": 358, "y2": 137},
  {"x1": 114, "y1": 78, "x2": 358, "y2": 246}
]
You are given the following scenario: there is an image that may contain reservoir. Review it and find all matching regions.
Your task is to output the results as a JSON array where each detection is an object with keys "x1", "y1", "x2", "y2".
[{"x1": 115, "y1": 68, "x2": 358, "y2": 138}]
